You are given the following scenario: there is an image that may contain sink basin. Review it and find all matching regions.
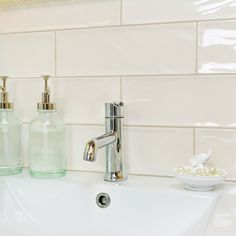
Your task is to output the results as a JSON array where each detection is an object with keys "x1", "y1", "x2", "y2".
[{"x1": 0, "y1": 171, "x2": 218, "y2": 236}]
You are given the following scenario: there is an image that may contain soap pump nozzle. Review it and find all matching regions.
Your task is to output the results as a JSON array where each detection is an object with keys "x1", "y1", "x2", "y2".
[
  {"x1": 37, "y1": 75, "x2": 56, "y2": 111},
  {"x1": 0, "y1": 76, "x2": 13, "y2": 109}
]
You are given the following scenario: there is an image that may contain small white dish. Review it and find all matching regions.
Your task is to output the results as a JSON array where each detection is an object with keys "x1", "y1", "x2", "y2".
[{"x1": 174, "y1": 168, "x2": 228, "y2": 191}]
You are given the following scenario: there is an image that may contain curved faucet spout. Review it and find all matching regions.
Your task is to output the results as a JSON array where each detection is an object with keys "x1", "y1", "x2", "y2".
[{"x1": 83, "y1": 131, "x2": 116, "y2": 162}]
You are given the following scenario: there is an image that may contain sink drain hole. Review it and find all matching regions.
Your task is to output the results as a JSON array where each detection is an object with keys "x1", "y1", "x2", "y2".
[{"x1": 96, "y1": 193, "x2": 111, "y2": 208}]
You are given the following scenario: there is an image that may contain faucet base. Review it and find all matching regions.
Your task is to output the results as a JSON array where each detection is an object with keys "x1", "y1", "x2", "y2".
[{"x1": 104, "y1": 172, "x2": 128, "y2": 182}]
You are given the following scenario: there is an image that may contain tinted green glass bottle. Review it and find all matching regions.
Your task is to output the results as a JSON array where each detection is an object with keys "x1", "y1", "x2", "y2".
[
  {"x1": 29, "y1": 75, "x2": 66, "y2": 178},
  {"x1": 0, "y1": 76, "x2": 22, "y2": 175}
]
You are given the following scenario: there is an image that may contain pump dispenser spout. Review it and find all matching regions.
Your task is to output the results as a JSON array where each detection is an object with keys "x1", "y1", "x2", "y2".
[
  {"x1": 42, "y1": 75, "x2": 50, "y2": 103},
  {"x1": 37, "y1": 75, "x2": 56, "y2": 111},
  {"x1": 0, "y1": 76, "x2": 13, "y2": 109}
]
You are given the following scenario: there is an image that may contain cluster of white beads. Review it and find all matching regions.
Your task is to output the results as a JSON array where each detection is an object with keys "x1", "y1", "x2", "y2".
[{"x1": 177, "y1": 167, "x2": 223, "y2": 177}]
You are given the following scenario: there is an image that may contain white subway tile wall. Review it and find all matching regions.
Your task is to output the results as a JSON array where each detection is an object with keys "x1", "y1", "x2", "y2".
[
  {"x1": 52, "y1": 77, "x2": 121, "y2": 124},
  {"x1": 56, "y1": 24, "x2": 196, "y2": 76},
  {"x1": 195, "y1": 128, "x2": 236, "y2": 180},
  {"x1": 0, "y1": 32, "x2": 55, "y2": 77},
  {"x1": 8, "y1": 79, "x2": 43, "y2": 122},
  {"x1": 0, "y1": 0, "x2": 121, "y2": 33},
  {"x1": 198, "y1": 20, "x2": 236, "y2": 74},
  {"x1": 123, "y1": 76, "x2": 236, "y2": 127},
  {"x1": 122, "y1": 0, "x2": 236, "y2": 24},
  {"x1": 125, "y1": 127, "x2": 193, "y2": 176},
  {"x1": 1, "y1": 0, "x2": 236, "y2": 179}
]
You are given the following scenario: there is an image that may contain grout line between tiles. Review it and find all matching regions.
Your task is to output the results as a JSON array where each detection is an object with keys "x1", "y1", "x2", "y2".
[
  {"x1": 21, "y1": 168, "x2": 236, "y2": 182},
  {"x1": 125, "y1": 173, "x2": 175, "y2": 179},
  {"x1": 224, "y1": 180, "x2": 236, "y2": 183},
  {"x1": 120, "y1": 77, "x2": 123, "y2": 101},
  {"x1": 195, "y1": 22, "x2": 199, "y2": 75},
  {"x1": 120, "y1": 0, "x2": 123, "y2": 25},
  {"x1": 193, "y1": 128, "x2": 196, "y2": 155},
  {"x1": 66, "y1": 169, "x2": 104, "y2": 174},
  {"x1": 54, "y1": 31, "x2": 57, "y2": 77},
  {"x1": 22, "y1": 122, "x2": 104, "y2": 127},
  {"x1": 66, "y1": 123, "x2": 104, "y2": 127},
  {"x1": 10, "y1": 73, "x2": 236, "y2": 80},
  {"x1": 65, "y1": 169, "x2": 175, "y2": 179},
  {"x1": 124, "y1": 124, "x2": 236, "y2": 130},
  {"x1": 55, "y1": 74, "x2": 199, "y2": 78},
  {"x1": 1, "y1": 17, "x2": 236, "y2": 35},
  {"x1": 22, "y1": 122, "x2": 236, "y2": 130},
  {"x1": 125, "y1": 124, "x2": 195, "y2": 129},
  {"x1": 192, "y1": 126, "x2": 236, "y2": 130},
  {"x1": 65, "y1": 169, "x2": 236, "y2": 183}
]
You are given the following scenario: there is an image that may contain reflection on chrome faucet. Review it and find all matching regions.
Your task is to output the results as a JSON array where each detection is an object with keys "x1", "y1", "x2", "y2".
[{"x1": 83, "y1": 102, "x2": 127, "y2": 182}]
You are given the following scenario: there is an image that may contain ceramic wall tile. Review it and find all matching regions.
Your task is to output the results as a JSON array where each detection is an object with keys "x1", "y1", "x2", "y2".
[
  {"x1": 195, "y1": 128, "x2": 236, "y2": 180},
  {"x1": 8, "y1": 77, "x2": 120, "y2": 124},
  {"x1": 123, "y1": 0, "x2": 236, "y2": 25},
  {"x1": 54, "y1": 77, "x2": 120, "y2": 124},
  {"x1": 125, "y1": 127, "x2": 193, "y2": 176},
  {"x1": 56, "y1": 23, "x2": 196, "y2": 76},
  {"x1": 122, "y1": 75, "x2": 236, "y2": 127},
  {"x1": 0, "y1": 0, "x2": 120, "y2": 33},
  {"x1": 198, "y1": 20, "x2": 236, "y2": 74},
  {"x1": 8, "y1": 79, "x2": 42, "y2": 122},
  {"x1": 0, "y1": 32, "x2": 55, "y2": 77}
]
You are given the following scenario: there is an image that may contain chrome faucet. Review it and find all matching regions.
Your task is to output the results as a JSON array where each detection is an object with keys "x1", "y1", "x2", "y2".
[{"x1": 83, "y1": 102, "x2": 127, "y2": 182}]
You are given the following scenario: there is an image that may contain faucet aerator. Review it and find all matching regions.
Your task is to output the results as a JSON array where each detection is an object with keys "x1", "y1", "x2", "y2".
[{"x1": 83, "y1": 141, "x2": 97, "y2": 162}]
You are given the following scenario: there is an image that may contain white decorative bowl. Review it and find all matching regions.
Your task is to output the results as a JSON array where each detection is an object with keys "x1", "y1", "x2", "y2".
[{"x1": 174, "y1": 168, "x2": 228, "y2": 191}]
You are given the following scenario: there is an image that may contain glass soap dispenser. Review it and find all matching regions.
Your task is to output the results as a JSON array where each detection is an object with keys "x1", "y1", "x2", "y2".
[
  {"x1": 0, "y1": 76, "x2": 22, "y2": 175},
  {"x1": 29, "y1": 75, "x2": 66, "y2": 178}
]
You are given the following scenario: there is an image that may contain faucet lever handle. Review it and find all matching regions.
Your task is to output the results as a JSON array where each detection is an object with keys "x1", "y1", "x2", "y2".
[{"x1": 105, "y1": 101, "x2": 124, "y2": 118}]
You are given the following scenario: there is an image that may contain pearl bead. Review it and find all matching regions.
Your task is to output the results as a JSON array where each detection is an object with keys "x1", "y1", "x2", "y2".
[{"x1": 177, "y1": 166, "x2": 223, "y2": 177}]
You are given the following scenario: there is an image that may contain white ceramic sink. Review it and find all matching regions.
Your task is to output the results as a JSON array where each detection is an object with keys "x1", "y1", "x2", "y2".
[{"x1": 0, "y1": 171, "x2": 218, "y2": 236}]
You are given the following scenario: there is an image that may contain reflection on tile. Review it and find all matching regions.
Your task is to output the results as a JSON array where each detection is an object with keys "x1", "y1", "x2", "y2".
[
  {"x1": 123, "y1": 76, "x2": 236, "y2": 127},
  {"x1": 0, "y1": 0, "x2": 120, "y2": 33},
  {"x1": 198, "y1": 21, "x2": 236, "y2": 73},
  {"x1": 0, "y1": 32, "x2": 55, "y2": 77},
  {"x1": 123, "y1": 0, "x2": 236, "y2": 24},
  {"x1": 195, "y1": 128, "x2": 236, "y2": 180},
  {"x1": 57, "y1": 23, "x2": 196, "y2": 76},
  {"x1": 125, "y1": 127, "x2": 193, "y2": 176},
  {"x1": 66, "y1": 125, "x2": 105, "y2": 172}
]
